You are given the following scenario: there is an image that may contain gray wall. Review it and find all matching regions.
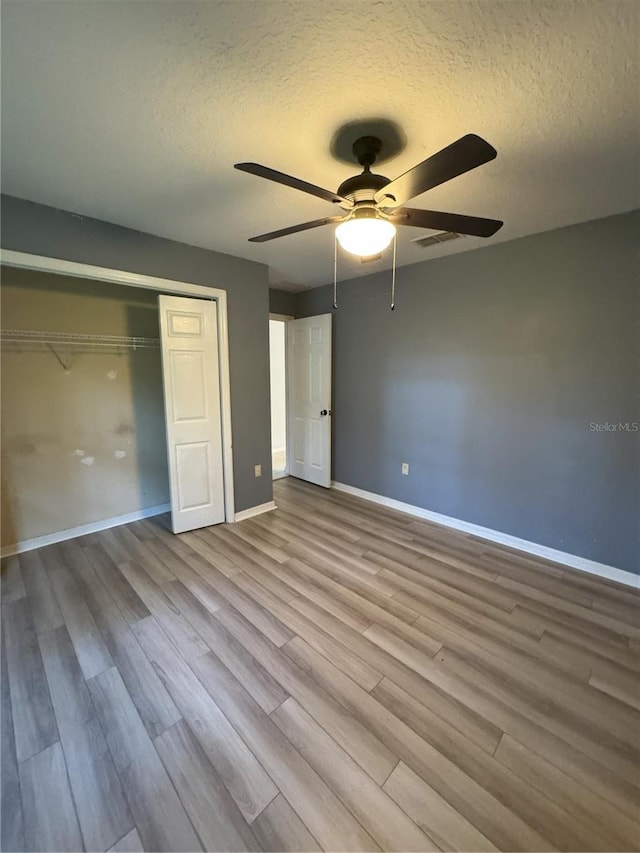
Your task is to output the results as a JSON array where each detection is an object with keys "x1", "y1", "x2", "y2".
[
  {"x1": 296, "y1": 211, "x2": 640, "y2": 573},
  {"x1": 269, "y1": 288, "x2": 298, "y2": 316},
  {"x1": 1, "y1": 195, "x2": 273, "y2": 513}
]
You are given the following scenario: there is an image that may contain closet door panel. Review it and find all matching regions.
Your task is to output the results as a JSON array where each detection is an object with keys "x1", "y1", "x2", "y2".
[{"x1": 159, "y1": 296, "x2": 225, "y2": 533}]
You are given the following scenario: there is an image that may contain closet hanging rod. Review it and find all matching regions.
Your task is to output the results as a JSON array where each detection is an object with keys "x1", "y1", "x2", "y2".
[{"x1": 0, "y1": 329, "x2": 160, "y2": 348}]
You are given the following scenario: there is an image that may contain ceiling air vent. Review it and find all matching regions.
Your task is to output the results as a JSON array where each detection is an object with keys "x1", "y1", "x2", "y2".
[{"x1": 412, "y1": 231, "x2": 464, "y2": 249}]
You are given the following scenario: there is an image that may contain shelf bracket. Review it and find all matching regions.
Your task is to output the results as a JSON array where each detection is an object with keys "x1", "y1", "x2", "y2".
[{"x1": 46, "y1": 343, "x2": 73, "y2": 372}]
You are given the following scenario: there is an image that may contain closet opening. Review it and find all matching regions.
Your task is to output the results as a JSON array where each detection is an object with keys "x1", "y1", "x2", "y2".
[
  {"x1": 1, "y1": 252, "x2": 235, "y2": 556},
  {"x1": 1, "y1": 268, "x2": 168, "y2": 551}
]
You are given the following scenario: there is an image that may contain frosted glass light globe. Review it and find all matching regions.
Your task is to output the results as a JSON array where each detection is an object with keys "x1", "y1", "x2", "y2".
[{"x1": 335, "y1": 217, "x2": 396, "y2": 257}]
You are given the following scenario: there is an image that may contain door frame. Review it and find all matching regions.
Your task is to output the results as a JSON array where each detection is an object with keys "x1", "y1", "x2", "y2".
[
  {"x1": 269, "y1": 312, "x2": 293, "y2": 480},
  {"x1": 0, "y1": 249, "x2": 236, "y2": 522}
]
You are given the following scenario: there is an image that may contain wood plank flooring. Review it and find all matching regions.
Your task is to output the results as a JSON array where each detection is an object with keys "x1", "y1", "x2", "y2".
[{"x1": 2, "y1": 477, "x2": 639, "y2": 852}]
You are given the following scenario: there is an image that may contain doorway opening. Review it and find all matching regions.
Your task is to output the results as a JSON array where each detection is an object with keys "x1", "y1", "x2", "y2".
[{"x1": 269, "y1": 315, "x2": 290, "y2": 480}]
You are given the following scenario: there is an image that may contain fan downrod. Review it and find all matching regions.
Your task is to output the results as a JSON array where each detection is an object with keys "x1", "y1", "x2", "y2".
[{"x1": 352, "y1": 136, "x2": 382, "y2": 170}]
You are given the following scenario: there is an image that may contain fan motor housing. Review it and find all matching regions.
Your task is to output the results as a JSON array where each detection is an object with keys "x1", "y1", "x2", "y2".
[{"x1": 337, "y1": 171, "x2": 390, "y2": 202}]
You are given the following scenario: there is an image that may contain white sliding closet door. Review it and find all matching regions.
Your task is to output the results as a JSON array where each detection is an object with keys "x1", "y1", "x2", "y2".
[
  {"x1": 159, "y1": 295, "x2": 225, "y2": 533},
  {"x1": 287, "y1": 313, "x2": 332, "y2": 488}
]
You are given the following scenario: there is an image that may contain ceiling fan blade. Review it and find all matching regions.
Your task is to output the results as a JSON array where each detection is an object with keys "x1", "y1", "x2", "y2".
[
  {"x1": 248, "y1": 216, "x2": 343, "y2": 243},
  {"x1": 388, "y1": 207, "x2": 503, "y2": 237},
  {"x1": 375, "y1": 134, "x2": 497, "y2": 208},
  {"x1": 235, "y1": 163, "x2": 352, "y2": 207}
]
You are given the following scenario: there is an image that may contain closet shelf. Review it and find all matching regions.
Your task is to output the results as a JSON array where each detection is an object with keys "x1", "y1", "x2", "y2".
[
  {"x1": 1, "y1": 329, "x2": 160, "y2": 370},
  {"x1": 0, "y1": 329, "x2": 160, "y2": 348}
]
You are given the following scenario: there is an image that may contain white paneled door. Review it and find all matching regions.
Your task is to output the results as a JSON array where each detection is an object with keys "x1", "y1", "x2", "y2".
[
  {"x1": 287, "y1": 314, "x2": 332, "y2": 488},
  {"x1": 159, "y1": 295, "x2": 225, "y2": 533}
]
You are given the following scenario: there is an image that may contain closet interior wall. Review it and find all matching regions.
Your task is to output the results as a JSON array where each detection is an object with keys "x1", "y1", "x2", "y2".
[{"x1": 1, "y1": 266, "x2": 169, "y2": 547}]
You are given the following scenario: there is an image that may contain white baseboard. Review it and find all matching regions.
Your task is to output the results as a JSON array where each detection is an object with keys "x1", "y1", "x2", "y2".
[
  {"x1": 332, "y1": 482, "x2": 639, "y2": 589},
  {"x1": 234, "y1": 500, "x2": 277, "y2": 523},
  {"x1": 1, "y1": 503, "x2": 171, "y2": 558}
]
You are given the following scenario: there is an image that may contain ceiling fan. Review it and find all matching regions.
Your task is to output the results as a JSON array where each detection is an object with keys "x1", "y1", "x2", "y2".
[{"x1": 235, "y1": 133, "x2": 503, "y2": 258}]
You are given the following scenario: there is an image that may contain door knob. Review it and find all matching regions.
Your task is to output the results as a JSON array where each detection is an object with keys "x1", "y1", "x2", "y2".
[{"x1": 320, "y1": 409, "x2": 332, "y2": 416}]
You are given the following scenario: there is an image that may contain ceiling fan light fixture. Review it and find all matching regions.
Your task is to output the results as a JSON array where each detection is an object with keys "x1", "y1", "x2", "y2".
[
  {"x1": 335, "y1": 210, "x2": 396, "y2": 257},
  {"x1": 237, "y1": 133, "x2": 502, "y2": 251}
]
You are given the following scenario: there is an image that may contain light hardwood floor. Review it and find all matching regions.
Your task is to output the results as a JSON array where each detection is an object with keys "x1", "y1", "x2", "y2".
[{"x1": 2, "y1": 477, "x2": 639, "y2": 852}]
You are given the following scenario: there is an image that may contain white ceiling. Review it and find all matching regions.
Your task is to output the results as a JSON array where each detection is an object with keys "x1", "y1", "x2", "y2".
[{"x1": 2, "y1": 0, "x2": 638, "y2": 289}]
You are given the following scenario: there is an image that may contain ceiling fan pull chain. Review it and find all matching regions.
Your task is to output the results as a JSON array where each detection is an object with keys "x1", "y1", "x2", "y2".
[
  {"x1": 390, "y1": 232, "x2": 397, "y2": 311},
  {"x1": 333, "y1": 233, "x2": 338, "y2": 310}
]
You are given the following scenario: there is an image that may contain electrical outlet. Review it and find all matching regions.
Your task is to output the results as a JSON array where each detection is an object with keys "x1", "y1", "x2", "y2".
[
  {"x1": 254, "y1": 464, "x2": 262, "y2": 478},
  {"x1": 401, "y1": 462, "x2": 409, "y2": 475}
]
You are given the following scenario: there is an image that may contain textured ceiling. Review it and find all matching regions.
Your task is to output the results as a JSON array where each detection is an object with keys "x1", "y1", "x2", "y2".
[{"x1": 2, "y1": 0, "x2": 638, "y2": 289}]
